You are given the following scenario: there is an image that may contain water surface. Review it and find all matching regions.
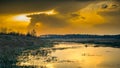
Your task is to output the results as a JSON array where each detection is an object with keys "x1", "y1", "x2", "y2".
[{"x1": 16, "y1": 42, "x2": 120, "y2": 68}]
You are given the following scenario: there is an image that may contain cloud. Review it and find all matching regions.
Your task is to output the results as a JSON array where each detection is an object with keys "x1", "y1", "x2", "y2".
[
  {"x1": 0, "y1": 0, "x2": 91, "y2": 14},
  {"x1": 26, "y1": 0, "x2": 120, "y2": 35},
  {"x1": 28, "y1": 13, "x2": 69, "y2": 28},
  {"x1": 0, "y1": 0, "x2": 120, "y2": 35}
]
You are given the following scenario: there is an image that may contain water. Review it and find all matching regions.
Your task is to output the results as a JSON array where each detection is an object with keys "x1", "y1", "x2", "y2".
[{"x1": 16, "y1": 42, "x2": 120, "y2": 68}]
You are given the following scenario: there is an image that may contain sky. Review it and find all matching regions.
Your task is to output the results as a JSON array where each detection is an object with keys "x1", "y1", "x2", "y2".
[{"x1": 0, "y1": 0, "x2": 120, "y2": 35}]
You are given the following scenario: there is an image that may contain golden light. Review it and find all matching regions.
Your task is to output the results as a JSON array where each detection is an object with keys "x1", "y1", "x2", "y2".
[
  {"x1": 13, "y1": 14, "x2": 30, "y2": 22},
  {"x1": 27, "y1": 9, "x2": 58, "y2": 16},
  {"x1": 45, "y1": 9, "x2": 57, "y2": 15}
]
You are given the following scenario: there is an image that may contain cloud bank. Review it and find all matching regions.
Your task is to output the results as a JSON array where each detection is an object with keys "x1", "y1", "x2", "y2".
[{"x1": 0, "y1": 0, "x2": 120, "y2": 35}]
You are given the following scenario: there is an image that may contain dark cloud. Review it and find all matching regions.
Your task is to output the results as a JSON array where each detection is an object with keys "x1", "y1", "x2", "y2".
[
  {"x1": 28, "y1": 14, "x2": 69, "y2": 28},
  {"x1": 0, "y1": 0, "x2": 119, "y2": 14},
  {"x1": 71, "y1": 13, "x2": 80, "y2": 17},
  {"x1": 101, "y1": 4, "x2": 108, "y2": 9},
  {"x1": 112, "y1": 4, "x2": 119, "y2": 8},
  {"x1": 0, "y1": 0, "x2": 91, "y2": 14},
  {"x1": 0, "y1": 1, "x2": 59, "y2": 14}
]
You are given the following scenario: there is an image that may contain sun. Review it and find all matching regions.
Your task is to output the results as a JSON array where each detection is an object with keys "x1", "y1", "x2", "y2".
[{"x1": 13, "y1": 14, "x2": 30, "y2": 22}]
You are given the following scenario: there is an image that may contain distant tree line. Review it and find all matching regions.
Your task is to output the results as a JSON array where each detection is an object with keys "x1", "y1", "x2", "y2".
[{"x1": 40, "y1": 34, "x2": 120, "y2": 39}]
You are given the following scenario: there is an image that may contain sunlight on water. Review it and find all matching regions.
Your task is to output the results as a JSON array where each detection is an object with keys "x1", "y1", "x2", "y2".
[{"x1": 16, "y1": 42, "x2": 120, "y2": 68}]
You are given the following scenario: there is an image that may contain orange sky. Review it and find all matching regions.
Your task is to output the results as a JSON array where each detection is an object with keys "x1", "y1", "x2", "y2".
[{"x1": 0, "y1": 0, "x2": 120, "y2": 35}]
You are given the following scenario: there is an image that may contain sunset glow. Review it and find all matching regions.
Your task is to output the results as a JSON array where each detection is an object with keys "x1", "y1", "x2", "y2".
[
  {"x1": 0, "y1": 0, "x2": 120, "y2": 68},
  {"x1": 46, "y1": 9, "x2": 58, "y2": 15},
  {"x1": 13, "y1": 15, "x2": 30, "y2": 22},
  {"x1": 0, "y1": 0, "x2": 119, "y2": 35}
]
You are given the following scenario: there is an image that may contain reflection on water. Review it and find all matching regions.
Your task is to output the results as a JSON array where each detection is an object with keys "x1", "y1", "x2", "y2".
[{"x1": 16, "y1": 42, "x2": 120, "y2": 68}]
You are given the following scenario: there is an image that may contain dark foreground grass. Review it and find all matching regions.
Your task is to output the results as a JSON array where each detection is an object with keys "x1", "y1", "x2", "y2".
[{"x1": 0, "y1": 33, "x2": 53, "y2": 68}]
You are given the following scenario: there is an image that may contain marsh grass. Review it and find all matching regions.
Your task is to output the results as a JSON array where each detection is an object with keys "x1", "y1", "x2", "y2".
[{"x1": 0, "y1": 33, "x2": 53, "y2": 68}]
